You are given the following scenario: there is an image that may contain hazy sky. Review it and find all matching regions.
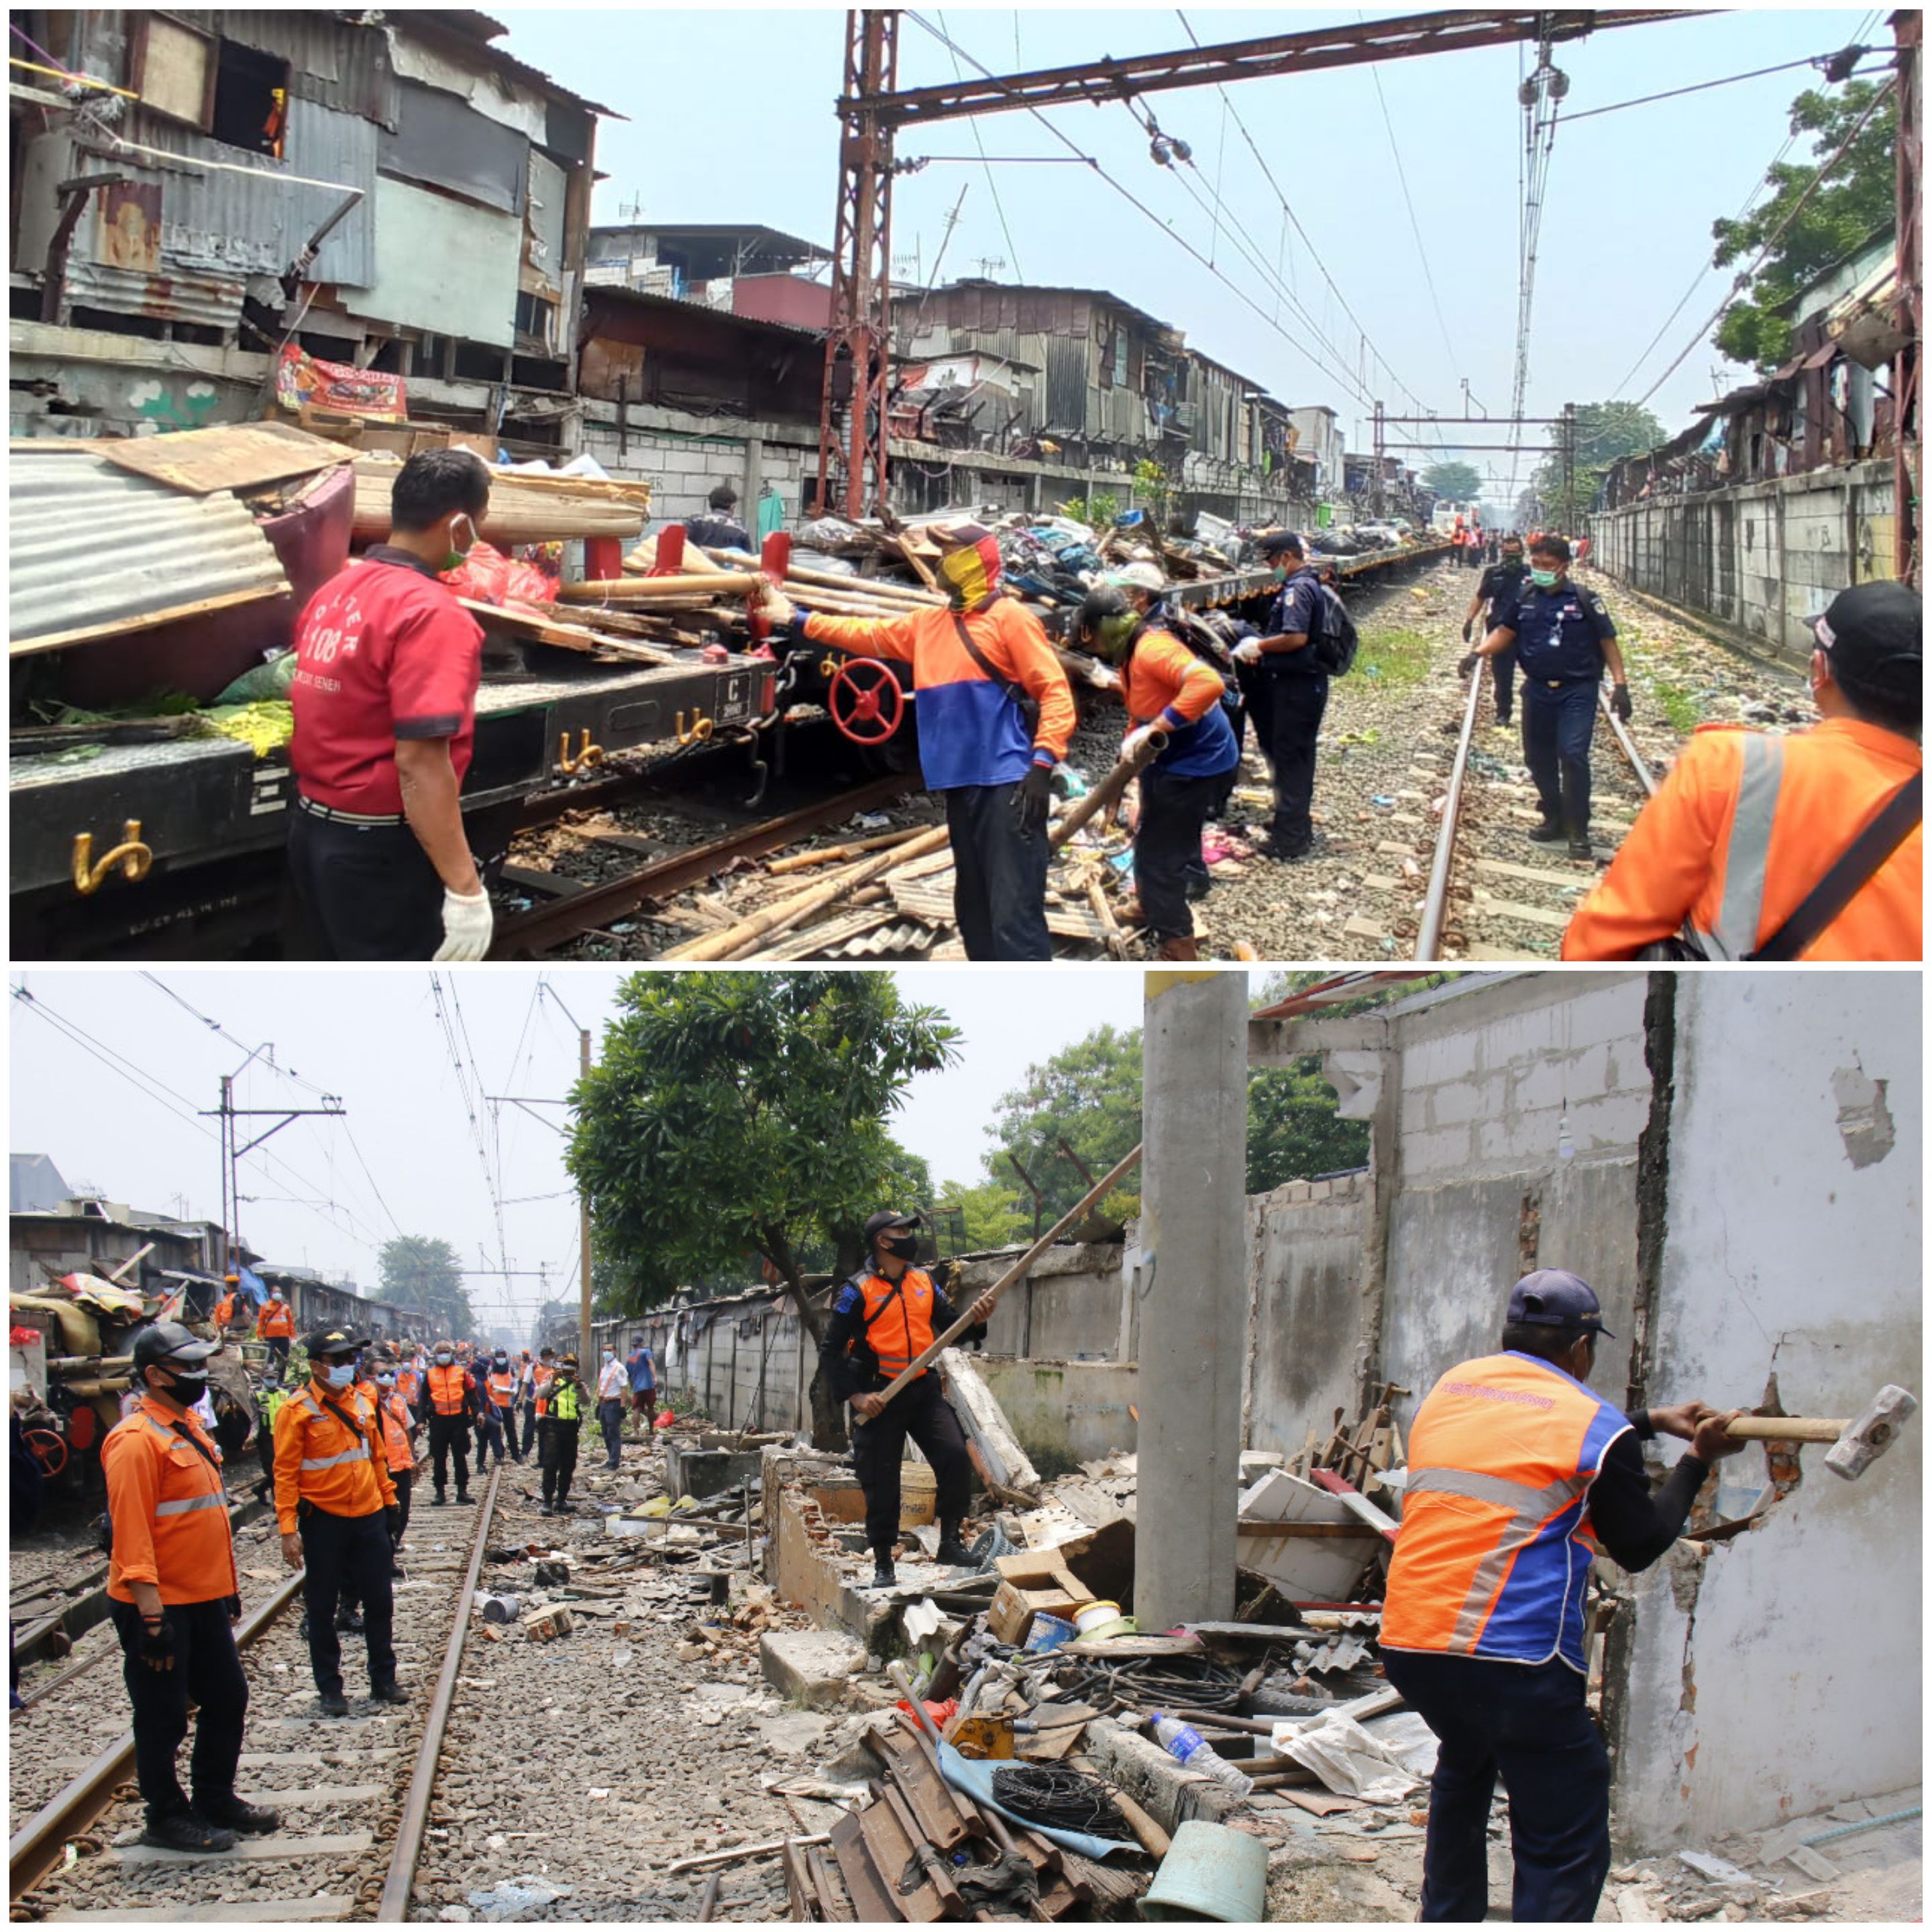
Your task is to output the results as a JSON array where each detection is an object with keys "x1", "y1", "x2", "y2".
[
  {"x1": 9, "y1": 967, "x2": 1153, "y2": 1334},
  {"x1": 502, "y1": 4, "x2": 1888, "y2": 511}
]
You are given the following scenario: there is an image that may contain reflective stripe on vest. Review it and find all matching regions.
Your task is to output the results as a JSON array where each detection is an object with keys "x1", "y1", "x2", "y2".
[
  {"x1": 1381, "y1": 1353, "x2": 1629, "y2": 1672},
  {"x1": 549, "y1": 1380, "x2": 580, "y2": 1423},
  {"x1": 487, "y1": 1373, "x2": 515, "y2": 1409},
  {"x1": 428, "y1": 1365, "x2": 466, "y2": 1415},
  {"x1": 1691, "y1": 732, "x2": 1784, "y2": 961},
  {"x1": 154, "y1": 1491, "x2": 228, "y2": 1517},
  {"x1": 294, "y1": 1391, "x2": 372, "y2": 1470},
  {"x1": 861, "y1": 1270, "x2": 935, "y2": 1379}
]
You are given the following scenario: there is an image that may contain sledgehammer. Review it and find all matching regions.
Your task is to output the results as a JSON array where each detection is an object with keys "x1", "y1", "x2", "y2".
[{"x1": 1721, "y1": 1385, "x2": 1917, "y2": 1480}]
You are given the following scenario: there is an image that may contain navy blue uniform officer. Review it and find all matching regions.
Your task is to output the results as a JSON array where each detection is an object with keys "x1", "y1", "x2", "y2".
[
  {"x1": 1460, "y1": 533, "x2": 1629, "y2": 859},
  {"x1": 1232, "y1": 529, "x2": 1330, "y2": 860},
  {"x1": 1461, "y1": 534, "x2": 1531, "y2": 728}
]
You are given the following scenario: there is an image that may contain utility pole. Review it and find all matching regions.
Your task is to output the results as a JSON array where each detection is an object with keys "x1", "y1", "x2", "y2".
[
  {"x1": 579, "y1": 1022, "x2": 593, "y2": 1372},
  {"x1": 201, "y1": 1069, "x2": 344, "y2": 1272},
  {"x1": 1138, "y1": 970, "x2": 1247, "y2": 1629}
]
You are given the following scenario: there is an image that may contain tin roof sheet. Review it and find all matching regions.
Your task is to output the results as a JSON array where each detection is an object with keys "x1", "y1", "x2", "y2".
[{"x1": 9, "y1": 448, "x2": 288, "y2": 653}]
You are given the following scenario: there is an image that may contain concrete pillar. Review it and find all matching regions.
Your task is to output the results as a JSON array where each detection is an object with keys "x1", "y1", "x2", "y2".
[
  {"x1": 1138, "y1": 969, "x2": 1248, "y2": 1629},
  {"x1": 743, "y1": 433, "x2": 765, "y2": 535}
]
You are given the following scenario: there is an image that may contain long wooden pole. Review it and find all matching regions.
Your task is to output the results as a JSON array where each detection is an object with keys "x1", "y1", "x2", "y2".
[
  {"x1": 1047, "y1": 732, "x2": 1166, "y2": 851},
  {"x1": 873, "y1": 1142, "x2": 1142, "y2": 1405}
]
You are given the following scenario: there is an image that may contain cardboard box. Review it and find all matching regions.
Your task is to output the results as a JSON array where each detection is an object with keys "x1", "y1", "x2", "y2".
[{"x1": 987, "y1": 1560, "x2": 1095, "y2": 1646}]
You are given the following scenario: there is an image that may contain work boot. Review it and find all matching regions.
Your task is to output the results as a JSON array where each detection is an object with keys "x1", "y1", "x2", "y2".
[
  {"x1": 869, "y1": 1556, "x2": 898, "y2": 1589},
  {"x1": 1527, "y1": 819, "x2": 1566, "y2": 844},
  {"x1": 1567, "y1": 833, "x2": 1593, "y2": 861},
  {"x1": 337, "y1": 1606, "x2": 364, "y2": 1634},
  {"x1": 934, "y1": 1537, "x2": 977, "y2": 1569},
  {"x1": 431, "y1": 1491, "x2": 447, "y2": 1507},
  {"x1": 317, "y1": 1688, "x2": 350, "y2": 1719},
  {"x1": 454, "y1": 1490, "x2": 473, "y2": 1505},
  {"x1": 139, "y1": 1811, "x2": 236, "y2": 1856},
  {"x1": 370, "y1": 1680, "x2": 411, "y2": 1705},
  {"x1": 1154, "y1": 934, "x2": 1199, "y2": 962},
  {"x1": 197, "y1": 1794, "x2": 280, "y2": 1836},
  {"x1": 539, "y1": 1501, "x2": 555, "y2": 1517}
]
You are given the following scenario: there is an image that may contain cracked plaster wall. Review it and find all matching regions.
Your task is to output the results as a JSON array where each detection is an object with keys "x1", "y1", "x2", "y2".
[{"x1": 1615, "y1": 971, "x2": 1922, "y2": 1849}]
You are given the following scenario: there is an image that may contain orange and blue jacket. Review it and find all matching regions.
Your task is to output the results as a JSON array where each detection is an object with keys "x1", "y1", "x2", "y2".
[
  {"x1": 801, "y1": 598, "x2": 1075, "y2": 791},
  {"x1": 1562, "y1": 718, "x2": 1921, "y2": 962},
  {"x1": 1381, "y1": 1352, "x2": 1628, "y2": 1672},
  {"x1": 103, "y1": 1397, "x2": 239, "y2": 1607},
  {"x1": 1123, "y1": 627, "x2": 1238, "y2": 781}
]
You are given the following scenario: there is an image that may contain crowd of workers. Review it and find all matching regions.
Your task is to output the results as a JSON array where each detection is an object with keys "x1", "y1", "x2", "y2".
[
  {"x1": 99, "y1": 1314, "x2": 661, "y2": 1854},
  {"x1": 283, "y1": 449, "x2": 1920, "y2": 965}
]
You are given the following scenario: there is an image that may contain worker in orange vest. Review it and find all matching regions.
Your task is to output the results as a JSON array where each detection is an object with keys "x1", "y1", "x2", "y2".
[
  {"x1": 484, "y1": 1352, "x2": 521, "y2": 1466},
  {"x1": 256, "y1": 1286, "x2": 295, "y2": 1371},
  {"x1": 515, "y1": 1347, "x2": 540, "y2": 1458},
  {"x1": 818, "y1": 1211, "x2": 995, "y2": 1589},
  {"x1": 211, "y1": 1279, "x2": 239, "y2": 1337},
  {"x1": 527, "y1": 1345, "x2": 557, "y2": 1466},
  {"x1": 368, "y1": 1351, "x2": 419, "y2": 1569},
  {"x1": 1379, "y1": 1273, "x2": 1743, "y2": 1921},
  {"x1": 1564, "y1": 580, "x2": 1922, "y2": 961},
  {"x1": 104, "y1": 1322, "x2": 280, "y2": 1855},
  {"x1": 423, "y1": 1340, "x2": 474, "y2": 1507},
  {"x1": 273, "y1": 1326, "x2": 403, "y2": 1717}
]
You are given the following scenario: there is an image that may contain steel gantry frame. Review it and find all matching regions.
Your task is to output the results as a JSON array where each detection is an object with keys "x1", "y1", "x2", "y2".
[
  {"x1": 1370, "y1": 405, "x2": 1578, "y2": 526},
  {"x1": 813, "y1": 8, "x2": 1697, "y2": 519}
]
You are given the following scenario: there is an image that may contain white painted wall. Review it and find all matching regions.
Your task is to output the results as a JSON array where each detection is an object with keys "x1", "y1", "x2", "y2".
[{"x1": 1615, "y1": 971, "x2": 1923, "y2": 1847}]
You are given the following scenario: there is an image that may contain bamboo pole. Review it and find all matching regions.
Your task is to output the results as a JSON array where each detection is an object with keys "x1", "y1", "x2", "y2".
[
  {"x1": 558, "y1": 572, "x2": 763, "y2": 602},
  {"x1": 660, "y1": 826, "x2": 953, "y2": 963},
  {"x1": 1049, "y1": 731, "x2": 1166, "y2": 850},
  {"x1": 870, "y1": 1143, "x2": 1142, "y2": 1406},
  {"x1": 764, "y1": 827, "x2": 926, "y2": 875}
]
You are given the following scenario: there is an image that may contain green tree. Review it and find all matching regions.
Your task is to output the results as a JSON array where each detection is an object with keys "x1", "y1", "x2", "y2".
[
  {"x1": 1530, "y1": 402, "x2": 1668, "y2": 527},
  {"x1": 377, "y1": 1235, "x2": 475, "y2": 1340},
  {"x1": 1712, "y1": 78, "x2": 1896, "y2": 371},
  {"x1": 1423, "y1": 460, "x2": 1483, "y2": 504},
  {"x1": 565, "y1": 971, "x2": 960, "y2": 1447},
  {"x1": 981, "y1": 1025, "x2": 1144, "y2": 1231},
  {"x1": 934, "y1": 1177, "x2": 1029, "y2": 1252}
]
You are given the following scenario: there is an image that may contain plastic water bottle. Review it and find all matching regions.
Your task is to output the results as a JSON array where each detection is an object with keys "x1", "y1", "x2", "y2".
[{"x1": 1150, "y1": 1713, "x2": 1255, "y2": 1798}]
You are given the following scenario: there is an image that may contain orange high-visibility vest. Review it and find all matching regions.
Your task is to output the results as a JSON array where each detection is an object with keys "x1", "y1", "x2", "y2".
[
  {"x1": 427, "y1": 1364, "x2": 467, "y2": 1416},
  {"x1": 273, "y1": 1383, "x2": 394, "y2": 1530},
  {"x1": 258, "y1": 1297, "x2": 294, "y2": 1338},
  {"x1": 378, "y1": 1392, "x2": 414, "y2": 1473},
  {"x1": 396, "y1": 1366, "x2": 420, "y2": 1403},
  {"x1": 103, "y1": 1398, "x2": 239, "y2": 1606},
  {"x1": 213, "y1": 1295, "x2": 236, "y2": 1328},
  {"x1": 1381, "y1": 1352, "x2": 1629, "y2": 1672},
  {"x1": 533, "y1": 1365, "x2": 555, "y2": 1417},
  {"x1": 486, "y1": 1371, "x2": 515, "y2": 1411},
  {"x1": 856, "y1": 1269, "x2": 938, "y2": 1385}
]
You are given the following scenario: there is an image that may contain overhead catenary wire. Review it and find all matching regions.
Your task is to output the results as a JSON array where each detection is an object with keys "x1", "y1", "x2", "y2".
[
  {"x1": 936, "y1": 7, "x2": 1024, "y2": 282},
  {"x1": 1562, "y1": 49, "x2": 1883, "y2": 123}
]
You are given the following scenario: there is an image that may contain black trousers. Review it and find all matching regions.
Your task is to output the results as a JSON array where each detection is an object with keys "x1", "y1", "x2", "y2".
[
  {"x1": 1248, "y1": 669, "x2": 1330, "y2": 850},
  {"x1": 265, "y1": 1338, "x2": 290, "y2": 1372},
  {"x1": 1490, "y1": 643, "x2": 1519, "y2": 723},
  {"x1": 850, "y1": 1375, "x2": 973, "y2": 1559},
  {"x1": 944, "y1": 782, "x2": 1051, "y2": 961},
  {"x1": 1381, "y1": 1649, "x2": 1611, "y2": 1923},
  {"x1": 427, "y1": 1413, "x2": 470, "y2": 1497},
  {"x1": 488, "y1": 1404, "x2": 519, "y2": 1461},
  {"x1": 520, "y1": 1401, "x2": 539, "y2": 1458},
  {"x1": 1136, "y1": 766, "x2": 1226, "y2": 943},
  {"x1": 539, "y1": 1420, "x2": 580, "y2": 1508},
  {"x1": 297, "y1": 1507, "x2": 395, "y2": 1696},
  {"x1": 286, "y1": 808, "x2": 443, "y2": 962},
  {"x1": 598, "y1": 1399, "x2": 625, "y2": 1466},
  {"x1": 476, "y1": 1407, "x2": 504, "y2": 1466},
  {"x1": 111, "y1": 1597, "x2": 248, "y2": 1825},
  {"x1": 1521, "y1": 680, "x2": 1598, "y2": 835},
  {"x1": 390, "y1": 1468, "x2": 413, "y2": 1545}
]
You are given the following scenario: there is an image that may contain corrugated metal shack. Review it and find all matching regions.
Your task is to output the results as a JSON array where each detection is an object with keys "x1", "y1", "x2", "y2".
[{"x1": 9, "y1": 8, "x2": 606, "y2": 446}]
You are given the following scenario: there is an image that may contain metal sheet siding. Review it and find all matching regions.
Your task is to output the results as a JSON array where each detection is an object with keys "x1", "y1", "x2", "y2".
[
  {"x1": 1043, "y1": 335, "x2": 1089, "y2": 433},
  {"x1": 62, "y1": 258, "x2": 245, "y2": 331},
  {"x1": 172, "y1": 9, "x2": 401, "y2": 127},
  {"x1": 9, "y1": 450, "x2": 288, "y2": 647},
  {"x1": 339, "y1": 175, "x2": 521, "y2": 346},
  {"x1": 526, "y1": 150, "x2": 568, "y2": 289}
]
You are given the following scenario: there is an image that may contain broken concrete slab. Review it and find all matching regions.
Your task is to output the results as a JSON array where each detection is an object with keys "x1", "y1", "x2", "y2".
[
  {"x1": 667, "y1": 1443, "x2": 763, "y2": 1501},
  {"x1": 754, "y1": 1711, "x2": 835, "y2": 1756},
  {"x1": 938, "y1": 1347, "x2": 1041, "y2": 1495},
  {"x1": 760, "y1": 1629, "x2": 867, "y2": 1711}
]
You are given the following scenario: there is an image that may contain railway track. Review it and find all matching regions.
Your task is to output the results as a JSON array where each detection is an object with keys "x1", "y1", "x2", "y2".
[{"x1": 9, "y1": 1464, "x2": 503, "y2": 1924}]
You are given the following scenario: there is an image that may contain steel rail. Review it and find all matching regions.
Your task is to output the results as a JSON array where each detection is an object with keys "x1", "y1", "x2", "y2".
[
  {"x1": 490, "y1": 771, "x2": 918, "y2": 955},
  {"x1": 376, "y1": 1460, "x2": 504, "y2": 1921},
  {"x1": 1416, "y1": 663, "x2": 1487, "y2": 961},
  {"x1": 1599, "y1": 692, "x2": 1660, "y2": 800},
  {"x1": 8, "y1": 1570, "x2": 305, "y2": 1901}
]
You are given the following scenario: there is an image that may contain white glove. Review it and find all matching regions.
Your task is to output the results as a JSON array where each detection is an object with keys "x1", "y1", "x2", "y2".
[
  {"x1": 1232, "y1": 638, "x2": 1265, "y2": 665},
  {"x1": 755, "y1": 582, "x2": 796, "y2": 627},
  {"x1": 1122, "y1": 724, "x2": 1163, "y2": 763},
  {"x1": 1088, "y1": 665, "x2": 1122, "y2": 692},
  {"x1": 433, "y1": 886, "x2": 494, "y2": 961}
]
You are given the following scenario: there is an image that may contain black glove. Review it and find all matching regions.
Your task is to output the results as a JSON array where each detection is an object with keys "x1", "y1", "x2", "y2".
[
  {"x1": 1012, "y1": 762, "x2": 1054, "y2": 837},
  {"x1": 1456, "y1": 652, "x2": 1480, "y2": 680},
  {"x1": 1611, "y1": 683, "x2": 1633, "y2": 722},
  {"x1": 227, "y1": 1594, "x2": 242, "y2": 1622},
  {"x1": 138, "y1": 1613, "x2": 175, "y2": 1672},
  {"x1": 386, "y1": 1505, "x2": 402, "y2": 1541},
  {"x1": 1461, "y1": 619, "x2": 1474, "y2": 643}
]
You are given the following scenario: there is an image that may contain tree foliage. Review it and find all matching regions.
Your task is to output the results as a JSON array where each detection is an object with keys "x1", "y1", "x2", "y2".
[
  {"x1": 376, "y1": 1235, "x2": 475, "y2": 1341},
  {"x1": 1529, "y1": 402, "x2": 1668, "y2": 526},
  {"x1": 1423, "y1": 460, "x2": 1483, "y2": 504},
  {"x1": 565, "y1": 970, "x2": 959, "y2": 1318},
  {"x1": 1712, "y1": 79, "x2": 1896, "y2": 372}
]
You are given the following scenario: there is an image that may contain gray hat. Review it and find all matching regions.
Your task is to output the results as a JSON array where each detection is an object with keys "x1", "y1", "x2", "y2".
[{"x1": 1507, "y1": 1269, "x2": 1614, "y2": 1338}]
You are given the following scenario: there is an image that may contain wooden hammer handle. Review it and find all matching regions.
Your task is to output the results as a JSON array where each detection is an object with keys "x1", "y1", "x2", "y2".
[{"x1": 1723, "y1": 1416, "x2": 1845, "y2": 1443}]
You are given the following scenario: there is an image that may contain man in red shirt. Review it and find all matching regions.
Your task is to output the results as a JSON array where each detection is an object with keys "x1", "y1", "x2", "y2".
[{"x1": 287, "y1": 451, "x2": 494, "y2": 959}]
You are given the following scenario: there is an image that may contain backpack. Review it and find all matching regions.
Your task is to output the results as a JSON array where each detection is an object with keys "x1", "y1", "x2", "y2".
[{"x1": 1308, "y1": 582, "x2": 1358, "y2": 677}]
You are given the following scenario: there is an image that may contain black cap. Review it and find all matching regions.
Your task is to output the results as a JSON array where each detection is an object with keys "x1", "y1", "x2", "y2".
[
  {"x1": 1257, "y1": 528, "x2": 1304, "y2": 557},
  {"x1": 300, "y1": 1326, "x2": 370, "y2": 1359},
  {"x1": 131, "y1": 1322, "x2": 219, "y2": 1373},
  {"x1": 863, "y1": 1210, "x2": 919, "y2": 1242},
  {"x1": 1507, "y1": 1269, "x2": 1615, "y2": 1338},
  {"x1": 1809, "y1": 580, "x2": 1922, "y2": 704}
]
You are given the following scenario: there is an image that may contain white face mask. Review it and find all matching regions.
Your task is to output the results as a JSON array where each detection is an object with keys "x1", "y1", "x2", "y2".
[
  {"x1": 602, "y1": 1352, "x2": 614, "y2": 1363},
  {"x1": 323, "y1": 1362, "x2": 356, "y2": 1389},
  {"x1": 435, "y1": 1354, "x2": 452, "y2": 1366}
]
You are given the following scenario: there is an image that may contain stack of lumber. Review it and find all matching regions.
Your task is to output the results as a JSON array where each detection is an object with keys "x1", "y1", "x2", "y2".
[{"x1": 351, "y1": 458, "x2": 651, "y2": 545}]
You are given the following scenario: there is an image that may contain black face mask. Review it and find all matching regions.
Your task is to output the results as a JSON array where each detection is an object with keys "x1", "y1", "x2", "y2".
[
  {"x1": 156, "y1": 1368, "x2": 208, "y2": 1403},
  {"x1": 881, "y1": 1233, "x2": 919, "y2": 1262}
]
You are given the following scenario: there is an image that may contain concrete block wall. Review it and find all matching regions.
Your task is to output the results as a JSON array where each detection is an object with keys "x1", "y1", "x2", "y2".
[
  {"x1": 1614, "y1": 972, "x2": 1922, "y2": 1848},
  {"x1": 578, "y1": 411, "x2": 816, "y2": 527},
  {"x1": 1588, "y1": 460, "x2": 1896, "y2": 661}
]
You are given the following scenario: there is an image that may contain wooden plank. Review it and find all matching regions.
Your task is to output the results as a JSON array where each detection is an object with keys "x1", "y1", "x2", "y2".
[
  {"x1": 11, "y1": 584, "x2": 290, "y2": 659},
  {"x1": 498, "y1": 864, "x2": 590, "y2": 901},
  {"x1": 936, "y1": 1348, "x2": 1040, "y2": 1495},
  {"x1": 95, "y1": 422, "x2": 351, "y2": 496},
  {"x1": 51, "y1": 1902, "x2": 353, "y2": 1923},
  {"x1": 828, "y1": 1810, "x2": 902, "y2": 1925},
  {"x1": 111, "y1": 1830, "x2": 374, "y2": 1866},
  {"x1": 784, "y1": 1837, "x2": 818, "y2": 1922},
  {"x1": 807, "y1": 1843, "x2": 856, "y2": 1923}
]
